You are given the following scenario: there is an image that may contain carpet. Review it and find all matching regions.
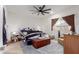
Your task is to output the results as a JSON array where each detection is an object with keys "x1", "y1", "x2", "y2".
[{"x1": 20, "y1": 40, "x2": 64, "y2": 54}]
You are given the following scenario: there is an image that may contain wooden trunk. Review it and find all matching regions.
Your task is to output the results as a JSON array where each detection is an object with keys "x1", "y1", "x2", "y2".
[{"x1": 32, "y1": 39, "x2": 50, "y2": 49}]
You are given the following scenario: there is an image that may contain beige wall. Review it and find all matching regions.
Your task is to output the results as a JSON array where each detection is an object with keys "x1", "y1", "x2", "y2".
[
  {"x1": 6, "y1": 11, "x2": 52, "y2": 40},
  {"x1": 6, "y1": 6, "x2": 79, "y2": 40}
]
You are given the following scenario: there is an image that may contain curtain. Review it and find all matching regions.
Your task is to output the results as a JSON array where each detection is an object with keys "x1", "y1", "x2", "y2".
[
  {"x1": 51, "y1": 18, "x2": 58, "y2": 30},
  {"x1": 63, "y1": 14, "x2": 75, "y2": 32},
  {"x1": 3, "y1": 8, "x2": 7, "y2": 45}
]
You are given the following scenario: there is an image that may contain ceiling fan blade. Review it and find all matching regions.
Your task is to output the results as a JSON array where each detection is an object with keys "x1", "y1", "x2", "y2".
[
  {"x1": 41, "y1": 12, "x2": 44, "y2": 15},
  {"x1": 30, "y1": 10, "x2": 37, "y2": 12},
  {"x1": 37, "y1": 12, "x2": 40, "y2": 15},
  {"x1": 33, "y1": 6, "x2": 39, "y2": 11},
  {"x1": 43, "y1": 9, "x2": 51, "y2": 11},
  {"x1": 38, "y1": 13, "x2": 39, "y2": 15},
  {"x1": 43, "y1": 11, "x2": 49, "y2": 14},
  {"x1": 41, "y1": 5, "x2": 45, "y2": 10}
]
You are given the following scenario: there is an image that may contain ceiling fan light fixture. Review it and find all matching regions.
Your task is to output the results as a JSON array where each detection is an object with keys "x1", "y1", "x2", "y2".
[{"x1": 30, "y1": 5, "x2": 51, "y2": 15}]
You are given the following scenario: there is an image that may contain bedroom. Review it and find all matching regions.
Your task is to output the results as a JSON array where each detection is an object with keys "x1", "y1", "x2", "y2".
[{"x1": 0, "y1": 5, "x2": 79, "y2": 54}]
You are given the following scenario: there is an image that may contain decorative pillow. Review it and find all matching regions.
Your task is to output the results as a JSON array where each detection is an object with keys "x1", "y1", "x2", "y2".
[{"x1": 23, "y1": 32, "x2": 27, "y2": 36}]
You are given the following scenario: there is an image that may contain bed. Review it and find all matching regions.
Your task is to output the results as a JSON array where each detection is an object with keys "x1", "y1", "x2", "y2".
[{"x1": 20, "y1": 28, "x2": 47, "y2": 45}]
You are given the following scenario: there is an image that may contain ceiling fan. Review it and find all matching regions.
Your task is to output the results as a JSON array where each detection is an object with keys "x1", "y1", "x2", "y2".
[{"x1": 30, "y1": 5, "x2": 51, "y2": 15}]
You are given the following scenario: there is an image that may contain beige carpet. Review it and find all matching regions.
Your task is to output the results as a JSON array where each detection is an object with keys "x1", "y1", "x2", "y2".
[
  {"x1": 3, "y1": 41, "x2": 23, "y2": 54},
  {"x1": 1, "y1": 40, "x2": 63, "y2": 54},
  {"x1": 20, "y1": 40, "x2": 63, "y2": 54}
]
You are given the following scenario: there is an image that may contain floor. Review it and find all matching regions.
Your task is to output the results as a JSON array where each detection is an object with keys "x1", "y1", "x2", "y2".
[
  {"x1": 20, "y1": 40, "x2": 63, "y2": 54},
  {"x1": 3, "y1": 41, "x2": 23, "y2": 54},
  {"x1": 0, "y1": 40, "x2": 63, "y2": 54}
]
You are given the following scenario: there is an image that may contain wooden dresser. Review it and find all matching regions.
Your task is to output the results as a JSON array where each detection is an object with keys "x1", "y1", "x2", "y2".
[{"x1": 64, "y1": 35, "x2": 79, "y2": 54}]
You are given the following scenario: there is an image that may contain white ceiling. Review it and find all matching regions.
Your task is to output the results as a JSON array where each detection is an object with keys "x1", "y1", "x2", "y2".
[{"x1": 5, "y1": 5, "x2": 75, "y2": 17}]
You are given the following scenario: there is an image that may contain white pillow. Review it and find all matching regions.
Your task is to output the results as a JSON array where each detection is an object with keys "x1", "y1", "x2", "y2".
[
  {"x1": 26, "y1": 32, "x2": 40, "y2": 36},
  {"x1": 29, "y1": 35, "x2": 40, "y2": 39}
]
